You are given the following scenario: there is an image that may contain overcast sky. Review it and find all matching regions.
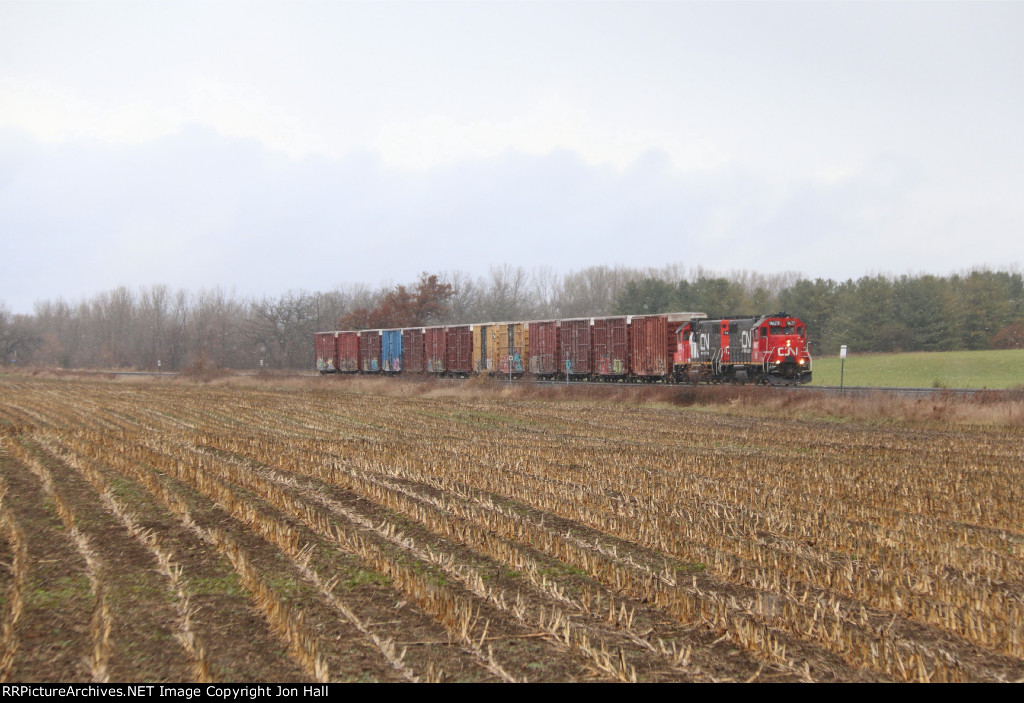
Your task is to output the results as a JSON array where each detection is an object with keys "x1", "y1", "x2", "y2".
[{"x1": 2, "y1": 1, "x2": 1022, "y2": 314}]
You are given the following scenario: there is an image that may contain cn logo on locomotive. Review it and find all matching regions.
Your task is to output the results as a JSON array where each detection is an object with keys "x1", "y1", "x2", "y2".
[{"x1": 740, "y1": 330, "x2": 752, "y2": 352}]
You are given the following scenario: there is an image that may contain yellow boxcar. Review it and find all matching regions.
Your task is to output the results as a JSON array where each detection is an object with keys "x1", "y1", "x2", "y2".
[{"x1": 472, "y1": 322, "x2": 528, "y2": 376}]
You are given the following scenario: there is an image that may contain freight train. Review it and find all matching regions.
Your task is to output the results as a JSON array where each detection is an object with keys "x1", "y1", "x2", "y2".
[{"x1": 315, "y1": 312, "x2": 812, "y2": 385}]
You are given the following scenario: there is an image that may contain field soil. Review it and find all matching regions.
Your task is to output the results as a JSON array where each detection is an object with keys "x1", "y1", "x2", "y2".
[{"x1": 1, "y1": 373, "x2": 1022, "y2": 682}]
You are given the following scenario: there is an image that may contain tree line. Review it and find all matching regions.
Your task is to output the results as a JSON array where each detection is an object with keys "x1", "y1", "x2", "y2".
[
  {"x1": 613, "y1": 269, "x2": 1024, "y2": 355},
  {"x1": 2, "y1": 266, "x2": 1021, "y2": 370}
]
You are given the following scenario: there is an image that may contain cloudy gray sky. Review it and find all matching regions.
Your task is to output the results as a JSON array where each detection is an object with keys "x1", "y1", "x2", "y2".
[{"x1": 2, "y1": 0, "x2": 1022, "y2": 313}]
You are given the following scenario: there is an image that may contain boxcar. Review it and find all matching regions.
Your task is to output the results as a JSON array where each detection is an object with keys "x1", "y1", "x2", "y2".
[
  {"x1": 629, "y1": 313, "x2": 706, "y2": 379},
  {"x1": 592, "y1": 316, "x2": 628, "y2": 378},
  {"x1": 527, "y1": 320, "x2": 559, "y2": 377},
  {"x1": 628, "y1": 315, "x2": 669, "y2": 378},
  {"x1": 359, "y1": 330, "x2": 382, "y2": 373},
  {"x1": 560, "y1": 318, "x2": 592, "y2": 377},
  {"x1": 337, "y1": 331, "x2": 361, "y2": 373},
  {"x1": 424, "y1": 326, "x2": 447, "y2": 374},
  {"x1": 446, "y1": 325, "x2": 473, "y2": 376},
  {"x1": 402, "y1": 328, "x2": 425, "y2": 373},
  {"x1": 474, "y1": 322, "x2": 527, "y2": 375},
  {"x1": 315, "y1": 331, "x2": 338, "y2": 373},
  {"x1": 381, "y1": 329, "x2": 403, "y2": 373},
  {"x1": 471, "y1": 323, "x2": 495, "y2": 373},
  {"x1": 498, "y1": 322, "x2": 527, "y2": 376}
]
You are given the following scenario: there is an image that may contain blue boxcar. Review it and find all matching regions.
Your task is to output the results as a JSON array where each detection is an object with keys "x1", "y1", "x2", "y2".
[{"x1": 381, "y1": 329, "x2": 403, "y2": 372}]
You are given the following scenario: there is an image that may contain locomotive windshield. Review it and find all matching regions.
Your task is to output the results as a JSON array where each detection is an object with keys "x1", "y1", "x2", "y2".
[{"x1": 765, "y1": 319, "x2": 804, "y2": 336}]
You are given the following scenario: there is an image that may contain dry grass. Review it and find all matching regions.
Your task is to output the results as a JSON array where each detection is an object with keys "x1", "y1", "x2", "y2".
[
  {"x1": 5, "y1": 367, "x2": 1024, "y2": 428},
  {"x1": 153, "y1": 371, "x2": 1024, "y2": 428},
  {"x1": 227, "y1": 373, "x2": 1024, "y2": 428}
]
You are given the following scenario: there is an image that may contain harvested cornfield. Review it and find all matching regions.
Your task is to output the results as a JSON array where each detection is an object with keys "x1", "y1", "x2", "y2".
[{"x1": 1, "y1": 374, "x2": 1022, "y2": 682}]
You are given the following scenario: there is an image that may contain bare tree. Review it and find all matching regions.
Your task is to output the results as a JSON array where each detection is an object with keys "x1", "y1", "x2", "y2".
[
  {"x1": 32, "y1": 298, "x2": 77, "y2": 367},
  {"x1": 0, "y1": 303, "x2": 41, "y2": 364},
  {"x1": 531, "y1": 265, "x2": 562, "y2": 319},
  {"x1": 91, "y1": 286, "x2": 136, "y2": 367},
  {"x1": 445, "y1": 270, "x2": 483, "y2": 323},
  {"x1": 245, "y1": 290, "x2": 319, "y2": 369},
  {"x1": 557, "y1": 265, "x2": 637, "y2": 318},
  {"x1": 481, "y1": 264, "x2": 534, "y2": 321},
  {"x1": 137, "y1": 285, "x2": 172, "y2": 369},
  {"x1": 192, "y1": 287, "x2": 246, "y2": 368}
]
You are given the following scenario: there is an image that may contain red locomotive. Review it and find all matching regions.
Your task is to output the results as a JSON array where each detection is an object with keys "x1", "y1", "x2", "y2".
[{"x1": 673, "y1": 313, "x2": 812, "y2": 385}]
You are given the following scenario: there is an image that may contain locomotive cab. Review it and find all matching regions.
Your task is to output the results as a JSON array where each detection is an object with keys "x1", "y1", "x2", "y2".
[{"x1": 752, "y1": 314, "x2": 811, "y2": 385}]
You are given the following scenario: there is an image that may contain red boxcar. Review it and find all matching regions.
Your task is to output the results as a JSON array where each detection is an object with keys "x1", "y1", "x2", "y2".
[
  {"x1": 315, "y1": 332, "x2": 338, "y2": 373},
  {"x1": 336, "y1": 331, "x2": 360, "y2": 373},
  {"x1": 403, "y1": 328, "x2": 425, "y2": 373},
  {"x1": 445, "y1": 325, "x2": 473, "y2": 375},
  {"x1": 628, "y1": 315, "x2": 671, "y2": 378},
  {"x1": 560, "y1": 318, "x2": 592, "y2": 376},
  {"x1": 359, "y1": 330, "x2": 382, "y2": 373},
  {"x1": 423, "y1": 326, "x2": 447, "y2": 374},
  {"x1": 592, "y1": 316, "x2": 628, "y2": 377},
  {"x1": 527, "y1": 320, "x2": 559, "y2": 376}
]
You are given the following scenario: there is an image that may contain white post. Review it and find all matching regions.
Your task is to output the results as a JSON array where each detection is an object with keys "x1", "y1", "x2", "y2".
[{"x1": 839, "y1": 345, "x2": 847, "y2": 390}]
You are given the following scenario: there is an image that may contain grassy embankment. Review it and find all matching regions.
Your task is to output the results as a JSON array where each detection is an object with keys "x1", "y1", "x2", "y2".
[{"x1": 808, "y1": 348, "x2": 1024, "y2": 389}]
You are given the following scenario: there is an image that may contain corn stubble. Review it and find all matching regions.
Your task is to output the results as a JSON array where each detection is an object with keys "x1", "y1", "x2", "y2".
[{"x1": 1, "y1": 375, "x2": 1023, "y2": 682}]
